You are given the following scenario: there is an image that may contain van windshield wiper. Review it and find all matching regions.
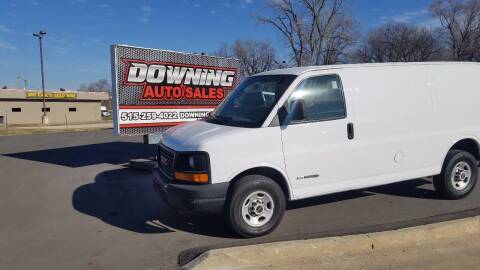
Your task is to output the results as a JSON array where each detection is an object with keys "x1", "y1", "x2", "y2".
[
  {"x1": 206, "y1": 114, "x2": 243, "y2": 126},
  {"x1": 205, "y1": 114, "x2": 228, "y2": 124},
  {"x1": 206, "y1": 114, "x2": 257, "y2": 127},
  {"x1": 217, "y1": 115, "x2": 235, "y2": 123}
]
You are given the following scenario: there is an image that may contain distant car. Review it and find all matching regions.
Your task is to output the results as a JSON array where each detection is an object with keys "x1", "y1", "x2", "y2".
[
  {"x1": 102, "y1": 111, "x2": 111, "y2": 117},
  {"x1": 153, "y1": 62, "x2": 480, "y2": 238}
]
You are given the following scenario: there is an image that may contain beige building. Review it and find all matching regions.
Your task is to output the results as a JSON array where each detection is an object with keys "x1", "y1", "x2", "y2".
[{"x1": 0, "y1": 89, "x2": 109, "y2": 126}]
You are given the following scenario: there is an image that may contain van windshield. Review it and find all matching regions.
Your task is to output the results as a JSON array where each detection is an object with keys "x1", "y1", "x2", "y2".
[{"x1": 205, "y1": 75, "x2": 297, "y2": 128}]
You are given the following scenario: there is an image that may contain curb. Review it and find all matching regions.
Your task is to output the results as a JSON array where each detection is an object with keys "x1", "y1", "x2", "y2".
[
  {"x1": 183, "y1": 215, "x2": 480, "y2": 270},
  {"x1": 178, "y1": 207, "x2": 480, "y2": 266}
]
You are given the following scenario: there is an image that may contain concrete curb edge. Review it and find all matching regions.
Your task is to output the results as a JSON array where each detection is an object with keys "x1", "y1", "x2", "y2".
[{"x1": 179, "y1": 208, "x2": 480, "y2": 269}]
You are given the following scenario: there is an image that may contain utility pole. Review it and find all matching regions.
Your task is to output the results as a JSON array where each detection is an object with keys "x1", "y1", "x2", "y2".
[{"x1": 33, "y1": 30, "x2": 48, "y2": 125}]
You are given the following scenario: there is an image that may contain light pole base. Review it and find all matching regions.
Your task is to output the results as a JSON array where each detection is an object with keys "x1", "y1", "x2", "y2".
[{"x1": 41, "y1": 115, "x2": 49, "y2": 125}]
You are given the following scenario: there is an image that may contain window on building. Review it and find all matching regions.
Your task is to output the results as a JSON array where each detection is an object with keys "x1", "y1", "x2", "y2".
[
  {"x1": 69, "y1": 107, "x2": 77, "y2": 112},
  {"x1": 41, "y1": 108, "x2": 51, "y2": 112},
  {"x1": 12, "y1": 108, "x2": 21, "y2": 112}
]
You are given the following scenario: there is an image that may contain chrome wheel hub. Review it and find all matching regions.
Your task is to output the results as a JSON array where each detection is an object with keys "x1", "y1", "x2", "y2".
[
  {"x1": 451, "y1": 161, "x2": 472, "y2": 191},
  {"x1": 241, "y1": 191, "x2": 274, "y2": 227}
]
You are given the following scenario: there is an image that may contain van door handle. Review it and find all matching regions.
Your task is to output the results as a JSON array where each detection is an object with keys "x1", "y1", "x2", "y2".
[{"x1": 347, "y1": 123, "x2": 354, "y2": 140}]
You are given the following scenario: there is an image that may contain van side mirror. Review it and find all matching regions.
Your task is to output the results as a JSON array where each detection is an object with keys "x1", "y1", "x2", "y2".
[
  {"x1": 278, "y1": 105, "x2": 288, "y2": 126},
  {"x1": 278, "y1": 99, "x2": 306, "y2": 126},
  {"x1": 289, "y1": 99, "x2": 306, "y2": 122}
]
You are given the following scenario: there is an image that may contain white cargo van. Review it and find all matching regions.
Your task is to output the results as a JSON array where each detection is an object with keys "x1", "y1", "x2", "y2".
[{"x1": 153, "y1": 62, "x2": 480, "y2": 237}]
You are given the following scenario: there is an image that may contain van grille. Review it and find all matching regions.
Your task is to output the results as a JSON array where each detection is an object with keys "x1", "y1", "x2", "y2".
[{"x1": 158, "y1": 144, "x2": 175, "y2": 179}]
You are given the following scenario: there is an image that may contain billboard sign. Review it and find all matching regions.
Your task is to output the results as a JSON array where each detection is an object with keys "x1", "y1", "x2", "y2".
[{"x1": 111, "y1": 45, "x2": 239, "y2": 136}]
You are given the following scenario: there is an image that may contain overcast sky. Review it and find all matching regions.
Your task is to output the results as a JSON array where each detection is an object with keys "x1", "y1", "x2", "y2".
[{"x1": 0, "y1": 0, "x2": 436, "y2": 90}]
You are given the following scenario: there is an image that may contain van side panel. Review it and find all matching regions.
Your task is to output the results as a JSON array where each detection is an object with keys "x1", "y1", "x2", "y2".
[
  {"x1": 322, "y1": 63, "x2": 480, "y2": 196},
  {"x1": 430, "y1": 64, "x2": 480, "y2": 163},
  {"x1": 281, "y1": 63, "x2": 480, "y2": 200},
  {"x1": 331, "y1": 65, "x2": 440, "y2": 191}
]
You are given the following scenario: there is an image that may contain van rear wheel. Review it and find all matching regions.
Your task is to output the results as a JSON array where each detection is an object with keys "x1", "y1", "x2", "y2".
[
  {"x1": 225, "y1": 175, "x2": 285, "y2": 238},
  {"x1": 433, "y1": 150, "x2": 478, "y2": 199}
]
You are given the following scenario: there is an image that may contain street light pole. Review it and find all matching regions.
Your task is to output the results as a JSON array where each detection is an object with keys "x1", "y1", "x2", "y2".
[{"x1": 33, "y1": 30, "x2": 48, "y2": 125}]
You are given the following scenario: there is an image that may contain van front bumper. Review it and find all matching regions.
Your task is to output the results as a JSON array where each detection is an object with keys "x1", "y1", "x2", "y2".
[{"x1": 152, "y1": 167, "x2": 229, "y2": 215}]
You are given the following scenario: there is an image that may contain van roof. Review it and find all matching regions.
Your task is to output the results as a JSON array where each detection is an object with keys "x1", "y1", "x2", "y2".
[{"x1": 256, "y1": 62, "x2": 480, "y2": 76}]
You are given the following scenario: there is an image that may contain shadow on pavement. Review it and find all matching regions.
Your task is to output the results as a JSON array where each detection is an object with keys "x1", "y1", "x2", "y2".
[
  {"x1": 73, "y1": 168, "x2": 440, "y2": 238},
  {"x1": 369, "y1": 178, "x2": 439, "y2": 199},
  {"x1": 4, "y1": 142, "x2": 155, "y2": 167},
  {"x1": 72, "y1": 168, "x2": 236, "y2": 237},
  {"x1": 288, "y1": 178, "x2": 437, "y2": 210}
]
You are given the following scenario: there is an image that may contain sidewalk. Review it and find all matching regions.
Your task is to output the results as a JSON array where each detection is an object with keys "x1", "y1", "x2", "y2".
[{"x1": 185, "y1": 216, "x2": 480, "y2": 270}]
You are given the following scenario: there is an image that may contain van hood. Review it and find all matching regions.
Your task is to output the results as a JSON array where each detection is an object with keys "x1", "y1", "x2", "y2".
[{"x1": 161, "y1": 120, "x2": 241, "y2": 151}]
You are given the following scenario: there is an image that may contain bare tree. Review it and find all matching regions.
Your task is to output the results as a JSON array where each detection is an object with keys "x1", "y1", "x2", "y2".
[
  {"x1": 78, "y1": 79, "x2": 111, "y2": 92},
  {"x1": 352, "y1": 23, "x2": 442, "y2": 63},
  {"x1": 430, "y1": 0, "x2": 480, "y2": 61},
  {"x1": 259, "y1": 0, "x2": 356, "y2": 66},
  {"x1": 233, "y1": 40, "x2": 277, "y2": 76},
  {"x1": 213, "y1": 43, "x2": 234, "y2": 58},
  {"x1": 214, "y1": 40, "x2": 278, "y2": 77}
]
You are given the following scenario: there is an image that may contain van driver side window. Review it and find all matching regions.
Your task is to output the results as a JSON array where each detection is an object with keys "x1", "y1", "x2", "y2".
[{"x1": 287, "y1": 74, "x2": 346, "y2": 123}]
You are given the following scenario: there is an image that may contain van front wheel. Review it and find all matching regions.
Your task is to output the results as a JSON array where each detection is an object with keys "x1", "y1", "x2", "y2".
[
  {"x1": 225, "y1": 175, "x2": 286, "y2": 238},
  {"x1": 433, "y1": 150, "x2": 478, "y2": 199}
]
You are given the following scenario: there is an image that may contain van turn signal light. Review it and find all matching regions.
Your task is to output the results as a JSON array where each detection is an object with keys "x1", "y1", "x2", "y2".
[{"x1": 174, "y1": 172, "x2": 209, "y2": 183}]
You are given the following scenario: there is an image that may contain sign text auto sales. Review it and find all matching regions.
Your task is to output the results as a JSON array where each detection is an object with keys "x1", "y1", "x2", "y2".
[{"x1": 124, "y1": 60, "x2": 237, "y2": 101}]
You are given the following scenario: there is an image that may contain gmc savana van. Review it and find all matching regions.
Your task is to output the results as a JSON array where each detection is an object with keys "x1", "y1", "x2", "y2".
[{"x1": 153, "y1": 62, "x2": 480, "y2": 237}]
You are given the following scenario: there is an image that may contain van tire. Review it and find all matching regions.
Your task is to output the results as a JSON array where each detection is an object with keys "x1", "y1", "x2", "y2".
[
  {"x1": 225, "y1": 175, "x2": 286, "y2": 238},
  {"x1": 433, "y1": 150, "x2": 478, "y2": 199}
]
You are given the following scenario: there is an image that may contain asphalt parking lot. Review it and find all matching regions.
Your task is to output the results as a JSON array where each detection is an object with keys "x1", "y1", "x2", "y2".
[{"x1": 1, "y1": 130, "x2": 480, "y2": 270}]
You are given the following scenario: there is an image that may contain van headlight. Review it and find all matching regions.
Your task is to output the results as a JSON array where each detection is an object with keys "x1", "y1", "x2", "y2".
[{"x1": 174, "y1": 153, "x2": 210, "y2": 183}]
